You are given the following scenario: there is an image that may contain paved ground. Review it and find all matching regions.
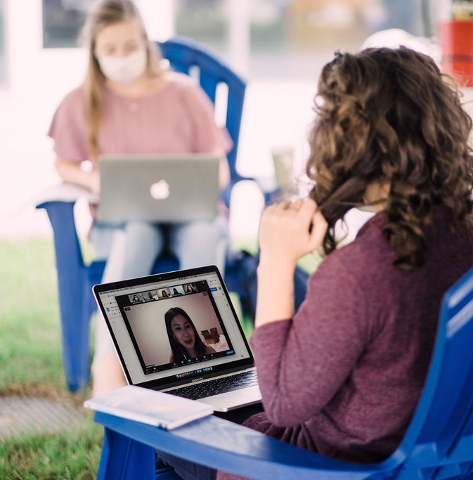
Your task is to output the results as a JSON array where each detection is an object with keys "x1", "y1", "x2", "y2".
[{"x1": 0, "y1": 396, "x2": 85, "y2": 440}]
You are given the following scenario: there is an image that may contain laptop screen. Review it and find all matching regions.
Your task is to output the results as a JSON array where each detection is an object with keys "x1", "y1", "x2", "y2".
[{"x1": 93, "y1": 266, "x2": 254, "y2": 389}]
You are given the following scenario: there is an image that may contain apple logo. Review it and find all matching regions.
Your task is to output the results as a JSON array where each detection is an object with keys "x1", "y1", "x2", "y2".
[{"x1": 150, "y1": 180, "x2": 170, "y2": 200}]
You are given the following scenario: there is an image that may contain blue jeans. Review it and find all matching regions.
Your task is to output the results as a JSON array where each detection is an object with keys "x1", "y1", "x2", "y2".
[{"x1": 91, "y1": 216, "x2": 228, "y2": 357}]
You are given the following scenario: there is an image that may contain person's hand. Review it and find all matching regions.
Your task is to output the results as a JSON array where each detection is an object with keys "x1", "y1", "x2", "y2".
[
  {"x1": 258, "y1": 198, "x2": 328, "y2": 268},
  {"x1": 255, "y1": 198, "x2": 328, "y2": 327}
]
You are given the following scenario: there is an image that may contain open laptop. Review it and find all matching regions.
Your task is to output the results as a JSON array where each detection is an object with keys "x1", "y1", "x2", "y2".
[
  {"x1": 96, "y1": 153, "x2": 220, "y2": 224},
  {"x1": 93, "y1": 265, "x2": 262, "y2": 412}
]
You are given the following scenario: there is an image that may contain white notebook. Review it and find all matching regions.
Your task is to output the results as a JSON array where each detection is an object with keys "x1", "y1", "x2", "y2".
[{"x1": 84, "y1": 385, "x2": 213, "y2": 430}]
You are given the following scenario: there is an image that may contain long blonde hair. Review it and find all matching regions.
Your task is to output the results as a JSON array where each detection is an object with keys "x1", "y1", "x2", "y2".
[{"x1": 80, "y1": 0, "x2": 164, "y2": 161}]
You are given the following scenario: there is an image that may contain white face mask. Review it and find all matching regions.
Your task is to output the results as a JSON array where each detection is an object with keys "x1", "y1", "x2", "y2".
[{"x1": 96, "y1": 49, "x2": 147, "y2": 84}]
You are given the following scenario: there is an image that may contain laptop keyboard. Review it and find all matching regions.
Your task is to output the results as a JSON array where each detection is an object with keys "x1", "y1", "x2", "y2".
[{"x1": 170, "y1": 370, "x2": 258, "y2": 400}]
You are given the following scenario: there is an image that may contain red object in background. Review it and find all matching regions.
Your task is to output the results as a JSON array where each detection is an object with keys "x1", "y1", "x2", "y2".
[{"x1": 439, "y1": 20, "x2": 473, "y2": 87}]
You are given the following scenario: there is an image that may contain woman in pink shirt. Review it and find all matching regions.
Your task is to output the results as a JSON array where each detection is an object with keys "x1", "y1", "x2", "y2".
[{"x1": 48, "y1": 0, "x2": 231, "y2": 397}]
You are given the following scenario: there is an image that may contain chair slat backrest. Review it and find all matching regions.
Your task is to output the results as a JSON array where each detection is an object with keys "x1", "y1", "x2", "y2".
[{"x1": 390, "y1": 266, "x2": 473, "y2": 474}]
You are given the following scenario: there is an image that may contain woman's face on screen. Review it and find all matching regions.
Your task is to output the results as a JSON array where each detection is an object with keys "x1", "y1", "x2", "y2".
[{"x1": 171, "y1": 315, "x2": 195, "y2": 351}]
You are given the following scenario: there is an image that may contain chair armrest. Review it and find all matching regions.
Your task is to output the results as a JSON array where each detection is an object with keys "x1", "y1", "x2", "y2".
[
  {"x1": 94, "y1": 411, "x2": 382, "y2": 479},
  {"x1": 35, "y1": 182, "x2": 98, "y2": 208}
]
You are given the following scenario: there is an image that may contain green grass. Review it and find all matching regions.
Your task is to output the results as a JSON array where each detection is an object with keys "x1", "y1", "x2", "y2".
[
  {"x1": 0, "y1": 239, "x2": 64, "y2": 390},
  {"x1": 0, "y1": 423, "x2": 103, "y2": 480},
  {"x1": 0, "y1": 238, "x2": 102, "y2": 479}
]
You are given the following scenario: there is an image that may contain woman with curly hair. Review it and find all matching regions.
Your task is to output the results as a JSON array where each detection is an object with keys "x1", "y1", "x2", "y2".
[
  {"x1": 156, "y1": 47, "x2": 473, "y2": 479},
  {"x1": 248, "y1": 46, "x2": 473, "y2": 464}
]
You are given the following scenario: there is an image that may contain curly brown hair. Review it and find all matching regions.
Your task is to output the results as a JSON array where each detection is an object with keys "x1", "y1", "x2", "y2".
[{"x1": 307, "y1": 47, "x2": 473, "y2": 271}]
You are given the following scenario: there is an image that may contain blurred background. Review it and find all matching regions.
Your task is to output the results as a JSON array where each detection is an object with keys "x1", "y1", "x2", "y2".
[
  {"x1": 0, "y1": 1, "x2": 465, "y2": 474},
  {"x1": 0, "y1": 0, "x2": 450, "y2": 244}
]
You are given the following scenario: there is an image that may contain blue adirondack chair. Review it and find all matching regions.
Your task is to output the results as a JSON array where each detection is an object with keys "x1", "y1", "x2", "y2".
[
  {"x1": 36, "y1": 36, "x2": 266, "y2": 392},
  {"x1": 91, "y1": 265, "x2": 473, "y2": 479}
]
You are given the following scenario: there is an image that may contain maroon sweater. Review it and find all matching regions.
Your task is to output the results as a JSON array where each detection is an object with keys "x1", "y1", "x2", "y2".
[{"x1": 221, "y1": 208, "x2": 473, "y2": 479}]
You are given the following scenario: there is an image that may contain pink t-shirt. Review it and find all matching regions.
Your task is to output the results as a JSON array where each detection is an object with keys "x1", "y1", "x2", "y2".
[{"x1": 48, "y1": 73, "x2": 232, "y2": 161}]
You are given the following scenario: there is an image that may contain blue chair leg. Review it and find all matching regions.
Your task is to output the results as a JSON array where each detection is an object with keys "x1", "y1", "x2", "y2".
[
  {"x1": 39, "y1": 201, "x2": 93, "y2": 391},
  {"x1": 97, "y1": 428, "x2": 157, "y2": 480}
]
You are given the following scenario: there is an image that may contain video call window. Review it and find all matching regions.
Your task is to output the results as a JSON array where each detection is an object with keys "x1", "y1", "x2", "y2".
[{"x1": 116, "y1": 280, "x2": 234, "y2": 375}]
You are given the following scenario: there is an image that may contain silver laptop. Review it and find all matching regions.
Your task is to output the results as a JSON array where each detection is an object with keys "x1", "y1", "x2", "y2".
[
  {"x1": 93, "y1": 265, "x2": 262, "y2": 412},
  {"x1": 97, "y1": 153, "x2": 220, "y2": 224}
]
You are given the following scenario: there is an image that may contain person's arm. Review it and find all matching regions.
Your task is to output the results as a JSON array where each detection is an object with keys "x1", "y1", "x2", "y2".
[
  {"x1": 55, "y1": 156, "x2": 100, "y2": 195},
  {"x1": 253, "y1": 247, "x2": 370, "y2": 427},
  {"x1": 255, "y1": 198, "x2": 328, "y2": 328},
  {"x1": 48, "y1": 87, "x2": 93, "y2": 190}
]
